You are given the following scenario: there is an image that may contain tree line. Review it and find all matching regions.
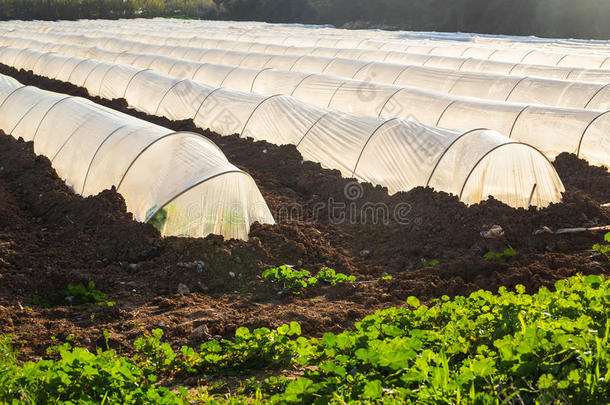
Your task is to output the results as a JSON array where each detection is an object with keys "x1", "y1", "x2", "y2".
[{"x1": 1, "y1": 0, "x2": 609, "y2": 40}]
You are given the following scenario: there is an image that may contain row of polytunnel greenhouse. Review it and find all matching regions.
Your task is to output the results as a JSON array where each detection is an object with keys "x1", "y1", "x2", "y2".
[
  {"x1": 100, "y1": 19, "x2": 610, "y2": 68},
  {"x1": 0, "y1": 44, "x2": 565, "y2": 209},
  {"x1": 8, "y1": 18, "x2": 610, "y2": 68},
  {"x1": 0, "y1": 35, "x2": 608, "y2": 168},
  {"x1": 0, "y1": 73, "x2": 274, "y2": 240},
  {"x1": 1, "y1": 18, "x2": 609, "y2": 235},
  {"x1": 5, "y1": 30, "x2": 610, "y2": 111},
  {"x1": 6, "y1": 21, "x2": 610, "y2": 84}
]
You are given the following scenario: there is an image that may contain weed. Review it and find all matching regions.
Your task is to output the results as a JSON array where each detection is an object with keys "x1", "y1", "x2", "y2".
[
  {"x1": 33, "y1": 281, "x2": 111, "y2": 307},
  {"x1": 593, "y1": 232, "x2": 610, "y2": 260},
  {"x1": 262, "y1": 266, "x2": 355, "y2": 295},
  {"x1": 484, "y1": 247, "x2": 516, "y2": 260}
]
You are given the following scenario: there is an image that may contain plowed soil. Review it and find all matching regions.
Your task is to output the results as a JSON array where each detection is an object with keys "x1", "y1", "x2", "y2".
[{"x1": 0, "y1": 65, "x2": 609, "y2": 360}]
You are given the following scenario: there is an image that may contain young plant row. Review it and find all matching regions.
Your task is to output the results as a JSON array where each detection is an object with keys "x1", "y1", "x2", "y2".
[{"x1": 1, "y1": 274, "x2": 609, "y2": 404}]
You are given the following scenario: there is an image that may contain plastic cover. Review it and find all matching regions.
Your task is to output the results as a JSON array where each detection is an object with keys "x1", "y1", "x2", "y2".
[
  {"x1": 9, "y1": 30, "x2": 610, "y2": 111},
  {"x1": 0, "y1": 73, "x2": 274, "y2": 240},
  {"x1": 9, "y1": 19, "x2": 610, "y2": 74},
  {"x1": 1, "y1": 44, "x2": 607, "y2": 169},
  {"x1": 5, "y1": 50, "x2": 566, "y2": 208}
]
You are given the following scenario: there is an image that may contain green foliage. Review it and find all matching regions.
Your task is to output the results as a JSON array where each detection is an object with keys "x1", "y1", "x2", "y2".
[
  {"x1": 0, "y1": 0, "x2": 136, "y2": 20},
  {"x1": 147, "y1": 207, "x2": 168, "y2": 232},
  {"x1": 315, "y1": 267, "x2": 357, "y2": 285},
  {"x1": 262, "y1": 265, "x2": 355, "y2": 295},
  {"x1": 593, "y1": 232, "x2": 610, "y2": 260},
  {"x1": 134, "y1": 328, "x2": 178, "y2": 375},
  {"x1": 484, "y1": 247, "x2": 517, "y2": 260},
  {"x1": 270, "y1": 274, "x2": 610, "y2": 404},
  {"x1": 262, "y1": 266, "x2": 315, "y2": 294},
  {"x1": 135, "y1": 322, "x2": 302, "y2": 377},
  {"x1": 422, "y1": 259, "x2": 440, "y2": 267},
  {"x1": 33, "y1": 281, "x2": 112, "y2": 307},
  {"x1": 2, "y1": 275, "x2": 609, "y2": 404},
  {"x1": 0, "y1": 338, "x2": 187, "y2": 404},
  {"x1": 0, "y1": 335, "x2": 18, "y2": 368},
  {"x1": 3, "y1": 0, "x2": 610, "y2": 39}
]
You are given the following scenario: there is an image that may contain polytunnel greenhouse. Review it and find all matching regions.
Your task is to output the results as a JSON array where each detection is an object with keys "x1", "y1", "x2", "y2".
[
  {"x1": 6, "y1": 21, "x2": 610, "y2": 83},
  {"x1": 1, "y1": 39, "x2": 608, "y2": 169},
  {"x1": 9, "y1": 17, "x2": 610, "y2": 72},
  {"x1": 0, "y1": 73, "x2": 274, "y2": 240},
  {"x1": 6, "y1": 29, "x2": 610, "y2": 112},
  {"x1": 97, "y1": 32, "x2": 610, "y2": 84},
  {"x1": 0, "y1": 45, "x2": 565, "y2": 208},
  {"x1": 77, "y1": 18, "x2": 610, "y2": 70}
]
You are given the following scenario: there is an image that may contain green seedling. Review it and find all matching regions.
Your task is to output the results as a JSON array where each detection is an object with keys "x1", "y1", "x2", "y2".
[
  {"x1": 33, "y1": 281, "x2": 109, "y2": 307},
  {"x1": 262, "y1": 265, "x2": 355, "y2": 295},
  {"x1": 484, "y1": 248, "x2": 516, "y2": 260},
  {"x1": 593, "y1": 232, "x2": 610, "y2": 260}
]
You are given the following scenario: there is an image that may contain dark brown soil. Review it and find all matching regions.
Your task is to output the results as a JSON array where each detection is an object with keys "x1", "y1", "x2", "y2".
[
  {"x1": 0, "y1": 65, "x2": 608, "y2": 361},
  {"x1": 553, "y1": 152, "x2": 610, "y2": 204}
]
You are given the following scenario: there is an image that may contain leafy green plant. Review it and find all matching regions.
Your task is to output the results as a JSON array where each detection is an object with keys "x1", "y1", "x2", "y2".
[
  {"x1": 262, "y1": 265, "x2": 355, "y2": 295},
  {"x1": 422, "y1": 259, "x2": 440, "y2": 267},
  {"x1": 593, "y1": 232, "x2": 610, "y2": 260},
  {"x1": 0, "y1": 337, "x2": 187, "y2": 404},
  {"x1": 121, "y1": 275, "x2": 610, "y2": 403},
  {"x1": 134, "y1": 322, "x2": 302, "y2": 378},
  {"x1": 134, "y1": 328, "x2": 178, "y2": 375},
  {"x1": 33, "y1": 281, "x2": 113, "y2": 307},
  {"x1": 0, "y1": 335, "x2": 17, "y2": 368},
  {"x1": 3, "y1": 275, "x2": 609, "y2": 404},
  {"x1": 484, "y1": 247, "x2": 516, "y2": 260},
  {"x1": 275, "y1": 274, "x2": 610, "y2": 404},
  {"x1": 147, "y1": 207, "x2": 168, "y2": 232},
  {"x1": 262, "y1": 266, "x2": 314, "y2": 294},
  {"x1": 314, "y1": 267, "x2": 356, "y2": 285}
]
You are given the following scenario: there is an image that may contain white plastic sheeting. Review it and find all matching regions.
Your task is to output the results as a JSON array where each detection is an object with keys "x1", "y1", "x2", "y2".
[
  {"x1": 0, "y1": 49, "x2": 564, "y2": 208},
  {"x1": 87, "y1": 29, "x2": 610, "y2": 84},
  {"x1": 10, "y1": 18, "x2": 610, "y2": 73},
  {"x1": 7, "y1": 18, "x2": 610, "y2": 63},
  {"x1": 0, "y1": 73, "x2": 274, "y2": 240},
  {"x1": 5, "y1": 30, "x2": 610, "y2": 112},
  {"x1": 55, "y1": 18, "x2": 610, "y2": 70},
  {"x1": 2, "y1": 42, "x2": 608, "y2": 168}
]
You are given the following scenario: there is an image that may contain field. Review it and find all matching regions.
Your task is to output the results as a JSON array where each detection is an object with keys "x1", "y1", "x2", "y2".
[{"x1": 0, "y1": 19, "x2": 609, "y2": 404}]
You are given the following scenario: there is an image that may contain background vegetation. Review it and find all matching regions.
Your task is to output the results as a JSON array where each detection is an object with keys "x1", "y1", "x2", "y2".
[{"x1": 1, "y1": 0, "x2": 610, "y2": 39}]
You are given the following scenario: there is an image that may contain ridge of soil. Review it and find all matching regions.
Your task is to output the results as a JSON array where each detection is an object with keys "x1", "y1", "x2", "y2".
[
  {"x1": 553, "y1": 152, "x2": 610, "y2": 204},
  {"x1": 0, "y1": 65, "x2": 608, "y2": 360}
]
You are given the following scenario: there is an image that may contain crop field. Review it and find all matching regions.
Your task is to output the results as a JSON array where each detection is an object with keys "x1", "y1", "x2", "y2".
[{"x1": 0, "y1": 17, "x2": 608, "y2": 404}]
